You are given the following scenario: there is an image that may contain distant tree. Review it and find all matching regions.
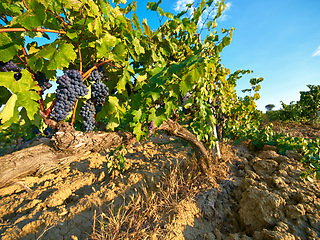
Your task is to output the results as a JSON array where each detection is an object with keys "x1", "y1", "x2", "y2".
[{"x1": 265, "y1": 104, "x2": 275, "y2": 111}]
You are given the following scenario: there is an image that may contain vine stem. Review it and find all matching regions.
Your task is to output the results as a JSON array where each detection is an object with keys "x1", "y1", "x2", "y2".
[
  {"x1": 45, "y1": 99, "x2": 56, "y2": 116},
  {"x1": 70, "y1": 101, "x2": 78, "y2": 126},
  {"x1": 78, "y1": 15, "x2": 88, "y2": 73},
  {"x1": 82, "y1": 59, "x2": 114, "y2": 80},
  {"x1": 22, "y1": 0, "x2": 28, "y2": 10},
  {"x1": 47, "y1": 9, "x2": 69, "y2": 29},
  {"x1": 0, "y1": 27, "x2": 66, "y2": 34}
]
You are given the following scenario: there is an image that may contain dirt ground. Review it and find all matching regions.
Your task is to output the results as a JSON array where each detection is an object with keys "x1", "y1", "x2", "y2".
[{"x1": 0, "y1": 124, "x2": 319, "y2": 240}]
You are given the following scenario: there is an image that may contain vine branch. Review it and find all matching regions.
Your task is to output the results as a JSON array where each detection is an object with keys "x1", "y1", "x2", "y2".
[{"x1": 0, "y1": 28, "x2": 66, "y2": 34}]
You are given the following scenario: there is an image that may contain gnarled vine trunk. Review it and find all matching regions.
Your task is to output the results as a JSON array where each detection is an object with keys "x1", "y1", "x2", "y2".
[{"x1": 0, "y1": 120, "x2": 210, "y2": 190}]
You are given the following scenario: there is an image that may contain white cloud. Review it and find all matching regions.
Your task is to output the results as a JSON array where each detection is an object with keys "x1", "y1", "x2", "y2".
[
  {"x1": 174, "y1": 0, "x2": 194, "y2": 12},
  {"x1": 312, "y1": 46, "x2": 320, "y2": 56},
  {"x1": 174, "y1": 1, "x2": 232, "y2": 29}
]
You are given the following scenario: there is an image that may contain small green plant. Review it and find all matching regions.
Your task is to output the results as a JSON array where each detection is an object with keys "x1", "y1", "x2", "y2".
[{"x1": 106, "y1": 146, "x2": 128, "y2": 175}]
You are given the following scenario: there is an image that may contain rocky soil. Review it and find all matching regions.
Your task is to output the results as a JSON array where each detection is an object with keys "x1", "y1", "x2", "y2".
[{"x1": 0, "y1": 125, "x2": 319, "y2": 240}]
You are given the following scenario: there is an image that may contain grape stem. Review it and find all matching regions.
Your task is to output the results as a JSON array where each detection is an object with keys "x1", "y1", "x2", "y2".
[
  {"x1": 82, "y1": 60, "x2": 114, "y2": 80},
  {"x1": 45, "y1": 99, "x2": 56, "y2": 116},
  {"x1": 0, "y1": 27, "x2": 66, "y2": 34},
  {"x1": 78, "y1": 15, "x2": 88, "y2": 73},
  {"x1": 22, "y1": 0, "x2": 28, "y2": 10},
  {"x1": 70, "y1": 100, "x2": 78, "y2": 126}
]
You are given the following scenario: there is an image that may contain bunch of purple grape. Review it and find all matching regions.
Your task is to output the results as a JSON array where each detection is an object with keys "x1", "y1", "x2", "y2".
[
  {"x1": 92, "y1": 80, "x2": 109, "y2": 112},
  {"x1": 80, "y1": 100, "x2": 96, "y2": 132},
  {"x1": 0, "y1": 60, "x2": 22, "y2": 80},
  {"x1": 50, "y1": 70, "x2": 88, "y2": 121},
  {"x1": 87, "y1": 65, "x2": 104, "y2": 82},
  {"x1": 148, "y1": 121, "x2": 155, "y2": 137},
  {"x1": 35, "y1": 72, "x2": 52, "y2": 93}
]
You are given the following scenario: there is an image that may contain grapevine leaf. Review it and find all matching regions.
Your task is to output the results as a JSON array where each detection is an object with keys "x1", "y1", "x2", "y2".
[
  {"x1": 107, "y1": 114, "x2": 120, "y2": 130},
  {"x1": 0, "y1": 33, "x2": 23, "y2": 62},
  {"x1": 0, "y1": 86, "x2": 11, "y2": 106},
  {"x1": 133, "y1": 122, "x2": 142, "y2": 140},
  {"x1": 88, "y1": 17, "x2": 102, "y2": 37},
  {"x1": 16, "y1": 1, "x2": 46, "y2": 30},
  {"x1": 37, "y1": 41, "x2": 77, "y2": 70},
  {"x1": 180, "y1": 74, "x2": 193, "y2": 96},
  {"x1": 148, "y1": 107, "x2": 166, "y2": 126},
  {"x1": 0, "y1": 94, "x2": 17, "y2": 123},
  {"x1": 112, "y1": 42, "x2": 127, "y2": 62},
  {"x1": 117, "y1": 66, "x2": 131, "y2": 93},
  {"x1": 0, "y1": 70, "x2": 40, "y2": 122},
  {"x1": 132, "y1": 109, "x2": 142, "y2": 122},
  {"x1": 142, "y1": 19, "x2": 152, "y2": 38},
  {"x1": 133, "y1": 38, "x2": 145, "y2": 55},
  {"x1": 96, "y1": 33, "x2": 118, "y2": 58},
  {"x1": 106, "y1": 96, "x2": 119, "y2": 114},
  {"x1": 132, "y1": 13, "x2": 142, "y2": 33}
]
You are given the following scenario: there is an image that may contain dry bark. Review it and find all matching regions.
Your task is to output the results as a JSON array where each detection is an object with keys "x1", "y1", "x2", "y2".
[
  {"x1": 0, "y1": 120, "x2": 210, "y2": 189},
  {"x1": 158, "y1": 119, "x2": 210, "y2": 173},
  {"x1": 0, "y1": 122, "x2": 133, "y2": 189}
]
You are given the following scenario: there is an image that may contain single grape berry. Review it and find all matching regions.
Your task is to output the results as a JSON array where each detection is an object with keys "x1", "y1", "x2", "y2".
[
  {"x1": 0, "y1": 60, "x2": 22, "y2": 80},
  {"x1": 80, "y1": 100, "x2": 96, "y2": 132}
]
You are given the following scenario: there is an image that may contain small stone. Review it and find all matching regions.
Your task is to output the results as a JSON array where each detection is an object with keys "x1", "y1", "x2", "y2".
[
  {"x1": 204, "y1": 232, "x2": 216, "y2": 240},
  {"x1": 252, "y1": 158, "x2": 278, "y2": 175},
  {"x1": 285, "y1": 204, "x2": 305, "y2": 220},
  {"x1": 258, "y1": 150, "x2": 279, "y2": 159},
  {"x1": 227, "y1": 233, "x2": 241, "y2": 240},
  {"x1": 262, "y1": 145, "x2": 277, "y2": 151},
  {"x1": 285, "y1": 150, "x2": 303, "y2": 161},
  {"x1": 262, "y1": 229, "x2": 295, "y2": 240},
  {"x1": 214, "y1": 228, "x2": 223, "y2": 240}
]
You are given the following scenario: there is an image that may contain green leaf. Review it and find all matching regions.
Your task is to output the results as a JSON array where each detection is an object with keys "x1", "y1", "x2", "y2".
[
  {"x1": 132, "y1": 13, "x2": 142, "y2": 33},
  {"x1": 142, "y1": 19, "x2": 152, "y2": 38},
  {"x1": 0, "y1": 94, "x2": 17, "y2": 123},
  {"x1": 37, "y1": 41, "x2": 77, "y2": 70},
  {"x1": 117, "y1": 68, "x2": 130, "y2": 93},
  {"x1": 17, "y1": 1, "x2": 46, "y2": 30},
  {"x1": 96, "y1": 33, "x2": 118, "y2": 58},
  {"x1": 0, "y1": 86, "x2": 11, "y2": 106},
  {"x1": 133, "y1": 38, "x2": 145, "y2": 55},
  {"x1": 112, "y1": 42, "x2": 127, "y2": 62},
  {"x1": 88, "y1": 17, "x2": 102, "y2": 37},
  {"x1": 106, "y1": 114, "x2": 120, "y2": 130},
  {"x1": 148, "y1": 107, "x2": 166, "y2": 126},
  {"x1": 133, "y1": 122, "x2": 142, "y2": 140},
  {"x1": 106, "y1": 96, "x2": 119, "y2": 114},
  {"x1": 0, "y1": 70, "x2": 40, "y2": 123},
  {"x1": 0, "y1": 33, "x2": 23, "y2": 62},
  {"x1": 132, "y1": 109, "x2": 142, "y2": 122}
]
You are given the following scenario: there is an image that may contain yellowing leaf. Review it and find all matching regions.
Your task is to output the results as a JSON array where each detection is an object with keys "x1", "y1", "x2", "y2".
[{"x1": 0, "y1": 94, "x2": 17, "y2": 123}]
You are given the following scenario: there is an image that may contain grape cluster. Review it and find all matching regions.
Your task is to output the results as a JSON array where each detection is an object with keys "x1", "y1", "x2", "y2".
[
  {"x1": 86, "y1": 65, "x2": 104, "y2": 82},
  {"x1": 148, "y1": 121, "x2": 155, "y2": 137},
  {"x1": 0, "y1": 60, "x2": 22, "y2": 80},
  {"x1": 182, "y1": 91, "x2": 191, "y2": 105},
  {"x1": 80, "y1": 100, "x2": 96, "y2": 132},
  {"x1": 92, "y1": 80, "x2": 109, "y2": 112},
  {"x1": 35, "y1": 72, "x2": 52, "y2": 93},
  {"x1": 50, "y1": 70, "x2": 88, "y2": 121}
]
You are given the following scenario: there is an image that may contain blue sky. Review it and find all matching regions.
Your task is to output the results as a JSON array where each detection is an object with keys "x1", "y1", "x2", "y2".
[{"x1": 133, "y1": 0, "x2": 320, "y2": 111}]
